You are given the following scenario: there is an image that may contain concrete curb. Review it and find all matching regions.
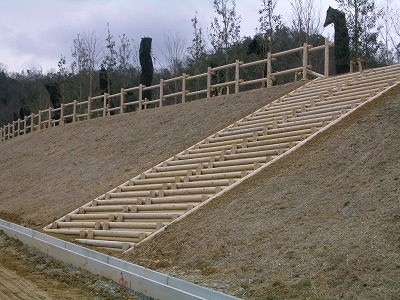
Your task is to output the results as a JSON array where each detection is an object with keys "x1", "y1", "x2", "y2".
[{"x1": 0, "y1": 219, "x2": 239, "y2": 300}]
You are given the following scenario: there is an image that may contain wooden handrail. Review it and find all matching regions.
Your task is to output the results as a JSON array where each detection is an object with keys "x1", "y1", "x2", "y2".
[{"x1": 0, "y1": 40, "x2": 333, "y2": 142}]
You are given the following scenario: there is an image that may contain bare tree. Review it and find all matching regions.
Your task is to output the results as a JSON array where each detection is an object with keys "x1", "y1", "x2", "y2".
[
  {"x1": 85, "y1": 31, "x2": 103, "y2": 97},
  {"x1": 159, "y1": 33, "x2": 187, "y2": 103},
  {"x1": 188, "y1": 11, "x2": 207, "y2": 67},
  {"x1": 336, "y1": 0, "x2": 384, "y2": 63},
  {"x1": 257, "y1": 0, "x2": 282, "y2": 53},
  {"x1": 160, "y1": 32, "x2": 187, "y2": 77},
  {"x1": 289, "y1": 0, "x2": 321, "y2": 45},
  {"x1": 102, "y1": 23, "x2": 117, "y2": 94},
  {"x1": 71, "y1": 31, "x2": 103, "y2": 99},
  {"x1": 209, "y1": 0, "x2": 241, "y2": 58},
  {"x1": 388, "y1": 0, "x2": 400, "y2": 62}
]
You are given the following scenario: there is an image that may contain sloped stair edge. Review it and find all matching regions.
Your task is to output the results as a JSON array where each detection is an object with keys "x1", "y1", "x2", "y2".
[
  {"x1": 124, "y1": 78, "x2": 400, "y2": 253},
  {"x1": 44, "y1": 81, "x2": 312, "y2": 229}
]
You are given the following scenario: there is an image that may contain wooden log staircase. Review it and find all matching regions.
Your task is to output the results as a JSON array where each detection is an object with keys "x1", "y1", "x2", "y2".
[{"x1": 44, "y1": 64, "x2": 400, "y2": 252}]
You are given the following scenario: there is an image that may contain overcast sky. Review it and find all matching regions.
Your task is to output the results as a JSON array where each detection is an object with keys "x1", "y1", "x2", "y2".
[{"x1": 0, "y1": 0, "x2": 345, "y2": 73}]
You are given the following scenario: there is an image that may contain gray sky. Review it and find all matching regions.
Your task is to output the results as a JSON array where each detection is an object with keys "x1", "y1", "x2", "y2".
[{"x1": 0, "y1": 0, "x2": 342, "y2": 73}]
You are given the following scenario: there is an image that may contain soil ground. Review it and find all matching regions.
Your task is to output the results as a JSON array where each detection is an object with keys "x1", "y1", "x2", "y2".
[
  {"x1": 0, "y1": 83, "x2": 300, "y2": 299},
  {"x1": 0, "y1": 83, "x2": 300, "y2": 228},
  {"x1": 120, "y1": 86, "x2": 400, "y2": 299},
  {"x1": 0, "y1": 231, "x2": 138, "y2": 299}
]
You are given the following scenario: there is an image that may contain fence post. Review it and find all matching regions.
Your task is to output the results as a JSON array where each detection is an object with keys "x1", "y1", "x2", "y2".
[
  {"x1": 72, "y1": 100, "x2": 77, "y2": 123},
  {"x1": 302, "y1": 43, "x2": 308, "y2": 80},
  {"x1": 324, "y1": 38, "x2": 329, "y2": 77},
  {"x1": 30, "y1": 113, "x2": 34, "y2": 132},
  {"x1": 120, "y1": 88, "x2": 125, "y2": 114},
  {"x1": 350, "y1": 60, "x2": 354, "y2": 73},
  {"x1": 235, "y1": 60, "x2": 240, "y2": 94},
  {"x1": 7, "y1": 124, "x2": 10, "y2": 139},
  {"x1": 11, "y1": 121, "x2": 15, "y2": 137},
  {"x1": 139, "y1": 84, "x2": 143, "y2": 111},
  {"x1": 207, "y1": 67, "x2": 211, "y2": 99},
  {"x1": 38, "y1": 111, "x2": 42, "y2": 131},
  {"x1": 0, "y1": 127, "x2": 3, "y2": 141},
  {"x1": 23, "y1": 116, "x2": 26, "y2": 134},
  {"x1": 182, "y1": 73, "x2": 186, "y2": 103},
  {"x1": 159, "y1": 79, "x2": 164, "y2": 107},
  {"x1": 357, "y1": 58, "x2": 362, "y2": 72},
  {"x1": 87, "y1": 97, "x2": 91, "y2": 120},
  {"x1": 267, "y1": 52, "x2": 272, "y2": 88},
  {"x1": 48, "y1": 108, "x2": 52, "y2": 128},
  {"x1": 60, "y1": 103, "x2": 64, "y2": 125},
  {"x1": 17, "y1": 119, "x2": 20, "y2": 136},
  {"x1": 103, "y1": 93, "x2": 108, "y2": 117}
]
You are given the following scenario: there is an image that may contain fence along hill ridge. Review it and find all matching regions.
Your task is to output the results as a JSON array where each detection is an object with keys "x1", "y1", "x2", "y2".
[{"x1": 1, "y1": 40, "x2": 332, "y2": 141}]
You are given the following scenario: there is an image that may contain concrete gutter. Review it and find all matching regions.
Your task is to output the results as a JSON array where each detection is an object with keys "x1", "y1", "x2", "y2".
[{"x1": 0, "y1": 219, "x2": 239, "y2": 300}]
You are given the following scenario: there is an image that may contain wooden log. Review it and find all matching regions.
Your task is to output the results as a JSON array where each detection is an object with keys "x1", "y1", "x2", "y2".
[
  {"x1": 144, "y1": 170, "x2": 193, "y2": 179},
  {"x1": 75, "y1": 239, "x2": 133, "y2": 248},
  {"x1": 224, "y1": 149, "x2": 279, "y2": 160},
  {"x1": 271, "y1": 46, "x2": 303, "y2": 58},
  {"x1": 72, "y1": 100, "x2": 77, "y2": 122},
  {"x1": 236, "y1": 142, "x2": 291, "y2": 154},
  {"x1": 37, "y1": 110, "x2": 41, "y2": 131},
  {"x1": 235, "y1": 60, "x2": 240, "y2": 93},
  {"x1": 121, "y1": 183, "x2": 164, "y2": 192},
  {"x1": 45, "y1": 229, "x2": 81, "y2": 235},
  {"x1": 108, "y1": 191, "x2": 151, "y2": 199},
  {"x1": 289, "y1": 110, "x2": 339, "y2": 122},
  {"x1": 130, "y1": 177, "x2": 176, "y2": 185},
  {"x1": 68, "y1": 212, "x2": 181, "y2": 221},
  {"x1": 149, "y1": 195, "x2": 208, "y2": 204},
  {"x1": 166, "y1": 156, "x2": 212, "y2": 166},
  {"x1": 182, "y1": 73, "x2": 187, "y2": 103},
  {"x1": 207, "y1": 67, "x2": 211, "y2": 98},
  {"x1": 208, "y1": 132, "x2": 255, "y2": 143},
  {"x1": 163, "y1": 187, "x2": 222, "y2": 196},
  {"x1": 267, "y1": 52, "x2": 272, "y2": 88},
  {"x1": 299, "y1": 103, "x2": 355, "y2": 116},
  {"x1": 213, "y1": 156, "x2": 268, "y2": 167},
  {"x1": 324, "y1": 38, "x2": 329, "y2": 77},
  {"x1": 48, "y1": 108, "x2": 52, "y2": 128},
  {"x1": 155, "y1": 163, "x2": 203, "y2": 173},
  {"x1": 177, "y1": 150, "x2": 223, "y2": 160},
  {"x1": 188, "y1": 144, "x2": 234, "y2": 154},
  {"x1": 174, "y1": 179, "x2": 232, "y2": 188},
  {"x1": 257, "y1": 128, "x2": 313, "y2": 142},
  {"x1": 130, "y1": 204, "x2": 196, "y2": 212}
]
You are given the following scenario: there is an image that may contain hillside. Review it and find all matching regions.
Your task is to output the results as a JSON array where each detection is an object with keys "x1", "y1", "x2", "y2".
[
  {"x1": 0, "y1": 82, "x2": 301, "y2": 227},
  {"x1": 121, "y1": 85, "x2": 400, "y2": 299}
]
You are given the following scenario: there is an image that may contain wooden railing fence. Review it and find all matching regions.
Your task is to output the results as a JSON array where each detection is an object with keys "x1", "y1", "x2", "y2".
[{"x1": 0, "y1": 39, "x2": 334, "y2": 143}]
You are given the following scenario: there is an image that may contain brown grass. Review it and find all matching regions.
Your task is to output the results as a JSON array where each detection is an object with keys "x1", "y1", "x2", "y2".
[
  {"x1": 0, "y1": 82, "x2": 301, "y2": 228},
  {"x1": 120, "y1": 85, "x2": 400, "y2": 299}
]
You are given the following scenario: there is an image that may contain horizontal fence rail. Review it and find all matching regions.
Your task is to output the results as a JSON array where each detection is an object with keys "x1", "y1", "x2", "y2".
[{"x1": 0, "y1": 39, "x2": 334, "y2": 143}]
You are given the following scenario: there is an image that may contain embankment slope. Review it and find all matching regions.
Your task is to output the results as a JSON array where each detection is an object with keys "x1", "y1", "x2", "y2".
[
  {"x1": 122, "y1": 85, "x2": 400, "y2": 299},
  {"x1": 0, "y1": 83, "x2": 300, "y2": 227}
]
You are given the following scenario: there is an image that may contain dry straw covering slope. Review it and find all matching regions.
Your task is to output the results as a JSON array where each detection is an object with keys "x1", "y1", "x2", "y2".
[
  {"x1": 121, "y1": 86, "x2": 400, "y2": 299},
  {"x1": 0, "y1": 82, "x2": 301, "y2": 227}
]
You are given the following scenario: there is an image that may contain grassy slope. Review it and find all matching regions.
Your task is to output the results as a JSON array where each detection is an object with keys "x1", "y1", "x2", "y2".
[
  {"x1": 0, "y1": 82, "x2": 301, "y2": 227},
  {"x1": 122, "y1": 86, "x2": 400, "y2": 299}
]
